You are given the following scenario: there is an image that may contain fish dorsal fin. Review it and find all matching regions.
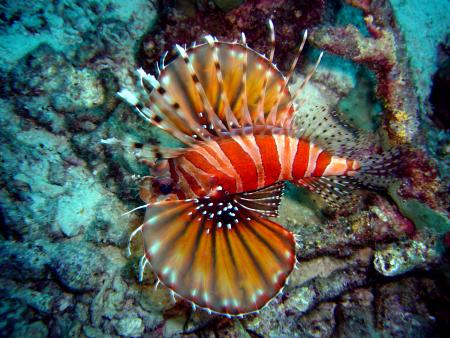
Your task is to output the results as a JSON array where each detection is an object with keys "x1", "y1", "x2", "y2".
[
  {"x1": 293, "y1": 105, "x2": 373, "y2": 158},
  {"x1": 137, "y1": 40, "x2": 294, "y2": 141},
  {"x1": 234, "y1": 181, "x2": 285, "y2": 217},
  {"x1": 138, "y1": 192, "x2": 295, "y2": 316}
]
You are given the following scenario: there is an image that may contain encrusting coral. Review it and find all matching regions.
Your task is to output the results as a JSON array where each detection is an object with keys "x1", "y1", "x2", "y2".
[
  {"x1": 310, "y1": 0, "x2": 448, "y2": 225},
  {"x1": 310, "y1": 0, "x2": 418, "y2": 145}
]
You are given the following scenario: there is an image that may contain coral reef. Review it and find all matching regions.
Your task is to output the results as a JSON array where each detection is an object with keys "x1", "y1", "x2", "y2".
[
  {"x1": 374, "y1": 237, "x2": 439, "y2": 277},
  {"x1": 0, "y1": 0, "x2": 449, "y2": 337},
  {"x1": 309, "y1": 0, "x2": 448, "y2": 239},
  {"x1": 310, "y1": 0, "x2": 418, "y2": 144},
  {"x1": 140, "y1": 0, "x2": 325, "y2": 71}
]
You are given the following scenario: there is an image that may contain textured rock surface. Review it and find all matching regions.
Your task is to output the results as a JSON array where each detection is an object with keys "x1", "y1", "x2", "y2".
[{"x1": 0, "y1": 0, "x2": 449, "y2": 337}]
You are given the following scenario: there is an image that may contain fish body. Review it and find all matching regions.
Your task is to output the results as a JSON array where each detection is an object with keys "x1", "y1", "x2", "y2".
[
  {"x1": 169, "y1": 133, "x2": 360, "y2": 199},
  {"x1": 118, "y1": 24, "x2": 399, "y2": 317}
]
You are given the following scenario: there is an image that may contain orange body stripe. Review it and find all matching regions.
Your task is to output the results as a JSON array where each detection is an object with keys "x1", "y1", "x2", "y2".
[
  {"x1": 232, "y1": 134, "x2": 265, "y2": 189},
  {"x1": 218, "y1": 139, "x2": 258, "y2": 192},
  {"x1": 203, "y1": 142, "x2": 243, "y2": 192},
  {"x1": 176, "y1": 164, "x2": 204, "y2": 197},
  {"x1": 182, "y1": 150, "x2": 235, "y2": 193},
  {"x1": 254, "y1": 135, "x2": 281, "y2": 187},
  {"x1": 291, "y1": 140, "x2": 309, "y2": 180},
  {"x1": 312, "y1": 151, "x2": 332, "y2": 176}
]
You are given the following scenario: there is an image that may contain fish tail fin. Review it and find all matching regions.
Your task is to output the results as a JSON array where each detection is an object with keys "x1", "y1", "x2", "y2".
[
  {"x1": 353, "y1": 145, "x2": 407, "y2": 190},
  {"x1": 295, "y1": 144, "x2": 408, "y2": 210}
]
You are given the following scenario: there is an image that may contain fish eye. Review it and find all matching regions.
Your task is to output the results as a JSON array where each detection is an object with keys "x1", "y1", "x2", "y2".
[{"x1": 159, "y1": 183, "x2": 172, "y2": 194}]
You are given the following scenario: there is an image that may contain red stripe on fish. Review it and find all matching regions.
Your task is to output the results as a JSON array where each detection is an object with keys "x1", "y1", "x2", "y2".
[
  {"x1": 218, "y1": 138, "x2": 258, "y2": 192},
  {"x1": 292, "y1": 139, "x2": 310, "y2": 180},
  {"x1": 255, "y1": 134, "x2": 281, "y2": 187},
  {"x1": 177, "y1": 165, "x2": 201, "y2": 196},
  {"x1": 313, "y1": 151, "x2": 332, "y2": 177}
]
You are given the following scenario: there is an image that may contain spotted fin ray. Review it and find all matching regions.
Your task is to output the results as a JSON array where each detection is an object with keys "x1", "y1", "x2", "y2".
[{"x1": 119, "y1": 31, "x2": 297, "y2": 144}]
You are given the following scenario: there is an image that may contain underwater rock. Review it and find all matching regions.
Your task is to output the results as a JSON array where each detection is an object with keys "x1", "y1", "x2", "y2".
[
  {"x1": 338, "y1": 288, "x2": 377, "y2": 337},
  {"x1": 8, "y1": 44, "x2": 69, "y2": 134},
  {"x1": 162, "y1": 316, "x2": 186, "y2": 338},
  {"x1": 297, "y1": 302, "x2": 337, "y2": 338},
  {"x1": 0, "y1": 240, "x2": 51, "y2": 281},
  {"x1": 51, "y1": 241, "x2": 106, "y2": 292},
  {"x1": 9, "y1": 42, "x2": 115, "y2": 134},
  {"x1": 390, "y1": 0, "x2": 450, "y2": 106},
  {"x1": 113, "y1": 315, "x2": 144, "y2": 337},
  {"x1": 10, "y1": 321, "x2": 48, "y2": 338},
  {"x1": 9, "y1": 44, "x2": 70, "y2": 96},
  {"x1": 389, "y1": 186, "x2": 450, "y2": 236},
  {"x1": 140, "y1": 0, "x2": 325, "y2": 71},
  {"x1": 213, "y1": 0, "x2": 244, "y2": 12},
  {"x1": 0, "y1": 0, "x2": 156, "y2": 74},
  {"x1": 376, "y1": 277, "x2": 438, "y2": 336},
  {"x1": 310, "y1": 1, "x2": 418, "y2": 144},
  {"x1": 374, "y1": 238, "x2": 439, "y2": 277},
  {"x1": 50, "y1": 67, "x2": 106, "y2": 113},
  {"x1": 82, "y1": 325, "x2": 106, "y2": 338},
  {"x1": 0, "y1": 0, "x2": 449, "y2": 336}
]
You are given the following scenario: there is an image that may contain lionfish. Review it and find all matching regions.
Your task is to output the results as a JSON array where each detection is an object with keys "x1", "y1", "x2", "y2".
[{"x1": 116, "y1": 20, "x2": 400, "y2": 317}]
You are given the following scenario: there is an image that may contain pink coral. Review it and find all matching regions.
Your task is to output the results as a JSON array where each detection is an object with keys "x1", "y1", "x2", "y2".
[{"x1": 309, "y1": 0, "x2": 418, "y2": 145}]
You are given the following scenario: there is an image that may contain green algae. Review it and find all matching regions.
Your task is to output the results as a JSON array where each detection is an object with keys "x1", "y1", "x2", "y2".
[{"x1": 388, "y1": 184, "x2": 450, "y2": 235}]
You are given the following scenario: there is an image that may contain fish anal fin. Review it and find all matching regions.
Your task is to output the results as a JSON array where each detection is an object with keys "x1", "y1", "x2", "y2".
[{"x1": 140, "y1": 194, "x2": 295, "y2": 316}]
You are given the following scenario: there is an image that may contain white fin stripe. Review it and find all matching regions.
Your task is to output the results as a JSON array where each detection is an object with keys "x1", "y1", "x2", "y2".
[
  {"x1": 273, "y1": 134, "x2": 291, "y2": 181},
  {"x1": 285, "y1": 30, "x2": 308, "y2": 84},
  {"x1": 148, "y1": 77, "x2": 213, "y2": 141},
  {"x1": 267, "y1": 19, "x2": 276, "y2": 63},
  {"x1": 266, "y1": 30, "x2": 308, "y2": 126},
  {"x1": 239, "y1": 34, "x2": 252, "y2": 126},
  {"x1": 304, "y1": 143, "x2": 323, "y2": 178},
  {"x1": 117, "y1": 88, "x2": 195, "y2": 145},
  {"x1": 286, "y1": 52, "x2": 324, "y2": 126},
  {"x1": 140, "y1": 106, "x2": 198, "y2": 144},
  {"x1": 254, "y1": 20, "x2": 276, "y2": 124},
  {"x1": 211, "y1": 42, "x2": 240, "y2": 129},
  {"x1": 145, "y1": 57, "x2": 213, "y2": 142}
]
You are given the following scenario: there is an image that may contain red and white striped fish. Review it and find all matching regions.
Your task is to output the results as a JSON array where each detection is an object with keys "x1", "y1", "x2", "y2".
[{"x1": 117, "y1": 21, "x2": 400, "y2": 317}]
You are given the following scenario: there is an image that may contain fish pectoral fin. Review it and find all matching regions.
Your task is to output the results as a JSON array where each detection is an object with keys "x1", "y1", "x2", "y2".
[
  {"x1": 233, "y1": 181, "x2": 285, "y2": 217},
  {"x1": 141, "y1": 196, "x2": 296, "y2": 316}
]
